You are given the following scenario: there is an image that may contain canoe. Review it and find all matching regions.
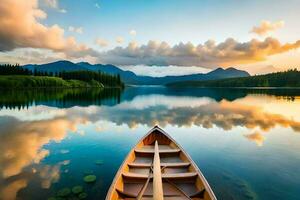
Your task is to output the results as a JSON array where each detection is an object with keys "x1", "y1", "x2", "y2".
[{"x1": 106, "y1": 126, "x2": 217, "y2": 200}]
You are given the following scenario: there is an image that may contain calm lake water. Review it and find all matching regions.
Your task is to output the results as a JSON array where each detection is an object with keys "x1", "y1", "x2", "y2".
[{"x1": 0, "y1": 87, "x2": 300, "y2": 200}]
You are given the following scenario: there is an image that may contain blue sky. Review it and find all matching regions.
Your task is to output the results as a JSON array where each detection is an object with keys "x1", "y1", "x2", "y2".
[
  {"x1": 45, "y1": 0, "x2": 300, "y2": 45},
  {"x1": 1, "y1": 0, "x2": 300, "y2": 75}
]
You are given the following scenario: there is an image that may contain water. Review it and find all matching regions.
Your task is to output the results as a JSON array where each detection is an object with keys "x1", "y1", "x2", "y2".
[{"x1": 0, "y1": 87, "x2": 300, "y2": 200}]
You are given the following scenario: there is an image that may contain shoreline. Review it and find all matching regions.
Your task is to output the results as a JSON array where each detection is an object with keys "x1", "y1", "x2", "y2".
[
  {"x1": 166, "y1": 86, "x2": 300, "y2": 89},
  {"x1": 0, "y1": 86, "x2": 123, "y2": 89},
  {"x1": 0, "y1": 75, "x2": 124, "y2": 90}
]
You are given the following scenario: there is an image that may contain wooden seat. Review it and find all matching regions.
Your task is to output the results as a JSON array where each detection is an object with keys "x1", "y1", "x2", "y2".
[
  {"x1": 128, "y1": 162, "x2": 191, "y2": 168},
  {"x1": 122, "y1": 172, "x2": 198, "y2": 179},
  {"x1": 134, "y1": 148, "x2": 181, "y2": 154}
]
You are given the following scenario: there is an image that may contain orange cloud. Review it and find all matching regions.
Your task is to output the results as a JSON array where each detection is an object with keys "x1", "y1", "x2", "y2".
[
  {"x1": 99, "y1": 38, "x2": 300, "y2": 67},
  {"x1": 0, "y1": 117, "x2": 78, "y2": 178},
  {"x1": 96, "y1": 38, "x2": 109, "y2": 47},
  {"x1": 39, "y1": 165, "x2": 60, "y2": 189},
  {"x1": 244, "y1": 131, "x2": 266, "y2": 146},
  {"x1": 0, "y1": 179, "x2": 27, "y2": 200},
  {"x1": 251, "y1": 20, "x2": 285, "y2": 36},
  {"x1": 0, "y1": 115, "x2": 87, "y2": 200},
  {"x1": 0, "y1": 0, "x2": 99, "y2": 59},
  {"x1": 94, "y1": 100, "x2": 300, "y2": 132}
]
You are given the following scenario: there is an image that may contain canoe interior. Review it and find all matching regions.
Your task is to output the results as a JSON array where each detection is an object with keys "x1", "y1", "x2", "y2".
[{"x1": 106, "y1": 127, "x2": 216, "y2": 200}]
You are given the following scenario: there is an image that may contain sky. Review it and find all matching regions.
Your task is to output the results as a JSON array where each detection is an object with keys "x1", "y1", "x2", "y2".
[{"x1": 0, "y1": 0, "x2": 300, "y2": 76}]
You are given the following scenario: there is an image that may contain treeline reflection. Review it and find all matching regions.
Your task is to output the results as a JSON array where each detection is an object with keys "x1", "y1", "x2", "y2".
[
  {"x1": 1, "y1": 87, "x2": 300, "y2": 110},
  {"x1": 0, "y1": 88, "x2": 122, "y2": 109}
]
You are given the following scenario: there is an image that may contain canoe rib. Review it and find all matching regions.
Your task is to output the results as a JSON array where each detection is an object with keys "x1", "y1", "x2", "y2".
[{"x1": 105, "y1": 126, "x2": 217, "y2": 200}]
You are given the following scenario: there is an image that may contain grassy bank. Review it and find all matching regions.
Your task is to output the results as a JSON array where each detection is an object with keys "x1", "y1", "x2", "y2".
[
  {"x1": 0, "y1": 75, "x2": 104, "y2": 88},
  {"x1": 167, "y1": 70, "x2": 300, "y2": 88}
]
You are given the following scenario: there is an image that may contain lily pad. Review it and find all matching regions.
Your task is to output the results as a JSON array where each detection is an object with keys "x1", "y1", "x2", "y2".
[
  {"x1": 83, "y1": 175, "x2": 96, "y2": 183},
  {"x1": 78, "y1": 192, "x2": 88, "y2": 199},
  {"x1": 57, "y1": 187, "x2": 71, "y2": 197},
  {"x1": 72, "y1": 185, "x2": 83, "y2": 194},
  {"x1": 95, "y1": 160, "x2": 103, "y2": 165}
]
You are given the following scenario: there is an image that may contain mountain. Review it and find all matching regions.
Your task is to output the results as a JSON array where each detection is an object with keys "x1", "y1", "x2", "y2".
[
  {"x1": 23, "y1": 61, "x2": 250, "y2": 85},
  {"x1": 166, "y1": 69, "x2": 300, "y2": 88},
  {"x1": 24, "y1": 60, "x2": 86, "y2": 72}
]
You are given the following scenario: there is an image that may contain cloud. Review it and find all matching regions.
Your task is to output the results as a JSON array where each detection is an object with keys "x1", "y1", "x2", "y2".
[
  {"x1": 0, "y1": 179, "x2": 27, "y2": 200},
  {"x1": 251, "y1": 20, "x2": 285, "y2": 36},
  {"x1": 0, "y1": 49, "x2": 62, "y2": 64},
  {"x1": 96, "y1": 38, "x2": 109, "y2": 47},
  {"x1": 44, "y1": 0, "x2": 66, "y2": 13},
  {"x1": 0, "y1": 114, "x2": 85, "y2": 200},
  {"x1": 68, "y1": 26, "x2": 83, "y2": 34},
  {"x1": 98, "y1": 38, "x2": 300, "y2": 67},
  {"x1": 44, "y1": 0, "x2": 58, "y2": 8},
  {"x1": 95, "y1": 3, "x2": 100, "y2": 9},
  {"x1": 120, "y1": 65, "x2": 210, "y2": 77},
  {"x1": 0, "y1": 0, "x2": 99, "y2": 59},
  {"x1": 0, "y1": 116, "x2": 79, "y2": 178},
  {"x1": 129, "y1": 30, "x2": 137, "y2": 36},
  {"x1": 116, "y1": 37, "x2": 124, "y2": 44},
  {"x1": 38, "y1": 164, "x2": 60, "y2": 189},
  {"x1": 244, "y1": 131, "x2": 266, "y2": 146},
  {"x1": 85, "y1": 98, "x2": 300, "y2": 131},
  {"x1": 60, "y1": 9, "x2": 67, "y2": 13}
]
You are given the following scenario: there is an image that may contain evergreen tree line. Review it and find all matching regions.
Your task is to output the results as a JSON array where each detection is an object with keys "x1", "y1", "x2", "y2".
[
  {"x1": 168, "y1": 69, "x2": 300, "y2": 88},
  {"x1": 0, "y1": 64, "x2": 31, "y2": 75},
  {"x1": 58, "y1": 70, "x2": 122, "y2": 87},
  {"x1": 0, "y1": 64, "x2": 123, "y2": 87}
]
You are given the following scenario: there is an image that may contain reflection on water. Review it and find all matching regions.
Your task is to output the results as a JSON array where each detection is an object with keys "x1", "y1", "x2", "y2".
[
  {"x1": 0, "y1": 88, "x2": 122, "y2": 109},
  {"x1": 0, "y1": 87, "x2": 300, "y2": 200}
]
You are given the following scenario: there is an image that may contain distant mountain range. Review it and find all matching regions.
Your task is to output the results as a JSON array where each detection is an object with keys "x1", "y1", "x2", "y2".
[{"x1": 23, "y1": 60, "x2": 250, "y2": 85}]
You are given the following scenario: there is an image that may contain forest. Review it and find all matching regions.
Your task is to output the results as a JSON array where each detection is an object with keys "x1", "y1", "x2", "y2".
[{"x1": 0, "y1": 64, "x2": 124, "y2": 88}]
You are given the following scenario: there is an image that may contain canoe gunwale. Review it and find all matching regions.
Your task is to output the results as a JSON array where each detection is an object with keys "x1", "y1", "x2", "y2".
[{"x1": 105, "y1": 126, "x2": 217, "y2": 200}]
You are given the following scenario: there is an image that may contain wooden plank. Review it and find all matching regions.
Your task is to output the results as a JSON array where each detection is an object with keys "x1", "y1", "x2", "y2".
[
  {"x1": 122, "y1": 172, "x2": 198, "y2": 179},
  {"x1": 153, "y1": 140, "x2": 164, "y2": 200},
  {"x1": 128, "y1": 162, "x2": 190, "y2": 168},
  {"x1": 134, "y1": 148, "x2": 181, "y2": 154}
]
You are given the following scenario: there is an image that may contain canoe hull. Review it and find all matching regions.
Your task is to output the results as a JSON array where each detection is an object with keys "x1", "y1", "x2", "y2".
[{"x1": 106, "y1": 126, "x2": 217, "y2": 200}]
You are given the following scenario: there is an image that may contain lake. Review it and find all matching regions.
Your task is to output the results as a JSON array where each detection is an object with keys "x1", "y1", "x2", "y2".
[{"x1": 0, "y1": 87, "x2": 300, "y2": 200}]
